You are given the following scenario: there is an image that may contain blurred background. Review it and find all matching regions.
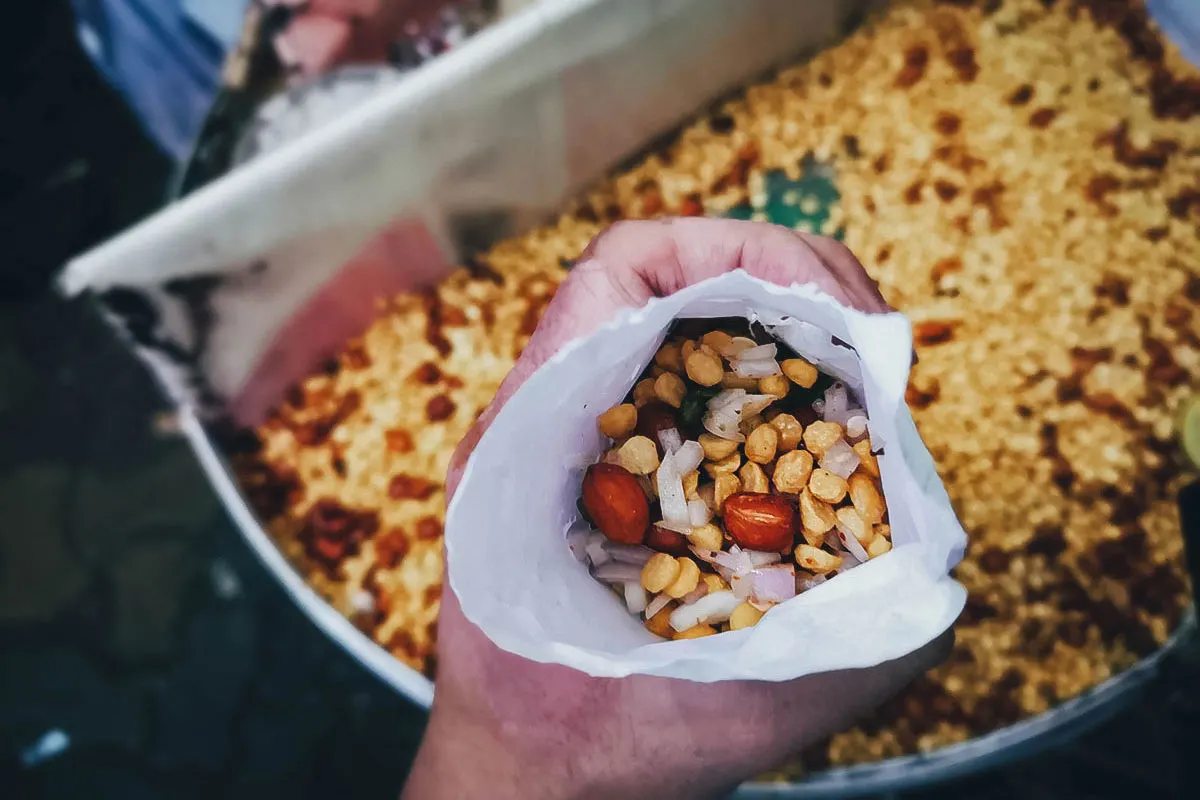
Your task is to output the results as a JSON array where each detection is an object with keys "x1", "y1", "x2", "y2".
[{"x1": 1, "y1": 1, "x2": 1199, "y2": 799}]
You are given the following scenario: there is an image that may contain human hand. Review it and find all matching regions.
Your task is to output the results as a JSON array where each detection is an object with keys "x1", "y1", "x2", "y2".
[{"x1": 404, "y1": 218, "x2": 953, "y2": 800}]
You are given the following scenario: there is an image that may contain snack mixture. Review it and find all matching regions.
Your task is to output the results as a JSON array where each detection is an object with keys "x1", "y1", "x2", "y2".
[
  {"x1": 575, "y1": 323, "x2": 892, "y2": 639},
  {"x1": 240, "y1": 0, "x2": 1199, "y2": 775}
]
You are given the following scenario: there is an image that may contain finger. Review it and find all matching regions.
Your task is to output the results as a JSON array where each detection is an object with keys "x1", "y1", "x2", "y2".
[{"x1": 794, "y1": 233, "x2": 892, "y2": 313}]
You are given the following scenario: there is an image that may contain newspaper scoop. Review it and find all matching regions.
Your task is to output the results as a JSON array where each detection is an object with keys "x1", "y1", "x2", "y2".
[{"x1": 445, "y1": 271, "x2": 967, "y2": 681}]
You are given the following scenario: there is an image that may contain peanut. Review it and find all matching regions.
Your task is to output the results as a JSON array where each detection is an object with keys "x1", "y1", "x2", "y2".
[
  {"x1": 597, "y1": 403, "x2": 637, "y2": 438},
  {"x1": 674, "y1": 623, "x2": 717, "y2": 639},
  {"x1": 729, "y1": 602, "x2": 765, "y2": 630},
  {"x1": 799, "y1": 488, "x2": 836, "y2": 542},
  {"x1": 713, "y1": 474, "x2": 740, "y2": 513},
  {"x1": 688, "y1": 522, "x2": 724, "y2": 551},
  {"x1": 745, "y1": 423, "x2": 779, "y2": 464},
  {"x1": 759, "y1": 374, "x2": 790, "y2": 399},
  {"x1": 664, "y1": 556, "x2": 701, "y2": 598},
  {"x1": 686, "y1": 350, "x2": 724, "y2": 387},
  {"x1": 704, "y1": 451, "x2": 742, "y2": 478},
  {"x1": 699, "y1": 433, "x2": 740, "y2": 461},
  {"x1": 654, "y1": 373, "x2": 686, "y2": 408},
  {"x1": 848, "y1": 473, "x2": 885, "y2": 524},
  {"x1": 738, "y1": 461, "x2": 769, "y2": 493},
  {"x1": 794, "y1": 543, "x2": 843, "y2": 574},
  {"x1": 867, "y1": 534, "x2": 892, "y2": 558},
  {"x1": 809, "y1": 468, "x2": 849, "y2": 503},
  {"x1": 654, "y1": 342, "x2": 685, "y2": 373},
  {"x1": 773, "y1": 449, "x2": 814, "y2": 493},
  {"x1": 803, "y1": 420, "x2": 845, "y2": 457},
  {"x1": 782, "y1": 357, "x2": 819, "y2": 387},
  {"x1": 769, "y1": 412, "x2": 804, "y2": 451},
  {"x1": 641, "y1": 553, "x2": 682, "y2": 593},
  {"x1": 632, "y1": 378, "x2": 658, "y2": 406},
  {"x1": 853, "y1": 440, "x2": 880, "y2": 477},
  {"x1": 836, "y1": 506, "x2": 872, "y2": 546}
]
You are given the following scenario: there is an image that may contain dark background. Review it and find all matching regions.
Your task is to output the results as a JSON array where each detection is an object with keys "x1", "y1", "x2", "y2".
[{"x1": 1, "y1": 2, "x2": 1198, "y2": 798}]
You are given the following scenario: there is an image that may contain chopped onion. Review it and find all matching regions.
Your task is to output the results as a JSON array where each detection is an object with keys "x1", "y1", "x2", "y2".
[
  {"x1": 679, "y1": 582, "x2": 710, "y2": 606},
  {"x1": 691, "y1": 546, "x2": 754, "y2": 577},
  {"x1": 796, "y1": 572, "x2": 828, "y2": 593},
  {"x1": 669, "y1": 591, "x2": 740, "y2": 632},
  {"x1": 846, "y1": 414, "x2": 869, "y2": 440},
  {"x1": 740, "y1": 394, "x2": 778, "y2": 416},
  {"x1": 645, "y1": 592, "x2": 672, "y2": 620},
  {"x1": 824, "y1": 382, "x2": 849, "y2": 422},
  {"x1": 688, "y1": 499, "x2": 712, "y2": 527},
  {"x1": 703, "y1": 406, "x2": 745, "y2": 442},
  {"x1": 674, "y1": 441, "x2": 704, "y2": 475},
  {"x1": 708, "y1": 388, "x2": 748, "y2": 412},
  {"x1": 737, "y1": 343, "x2": 778, "y2": 362},
  {"x1": 566, "y1": 524, "x2": 591, "y2": 563},
  {"x1": 624, "y1": 582, "x2": 648, "y2": 615},
  {"x1": 585, "y1": 533, "x2": 610, "y2": 566},
  {"x1": 732, "y1": 564, "x2": 796, "y2": 604},
  {"x1": 594, "y1": 562, "x2": 643, "y2": 583},
  {"x1": 820, "y1": 439, "x2": 861, "y2": 479},
  {"x1": 839, "y1": 529, "x2": 870, "y2": 563},
  {"x1": 603, "y1": 542, "x2": 655, "y2": 565},
  {"x1": 732, "y1": 357, "x2": 782, "y2": 378},
  {"x1": 656, "y1": 518, "x2": 694, "y2": 534},
  {"x1": 657, "y1": 427, "x2": 683, "y2": 455},
  {"x1": 656, "y1": 453, "x2": 689, "y2": 526},
  {"x1": 745, "y1": 550, "x2": 783, "y2": 567}
]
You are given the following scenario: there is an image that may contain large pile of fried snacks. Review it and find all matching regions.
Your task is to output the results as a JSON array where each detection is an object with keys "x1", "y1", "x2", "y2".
[{"x1": 238, "y1": 0, "x2": 1198, "y2": 773}]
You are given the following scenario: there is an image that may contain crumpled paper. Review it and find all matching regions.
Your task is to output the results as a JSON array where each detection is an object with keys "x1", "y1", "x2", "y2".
[{"x1": 446, "y1": 271, "x2": 967, "y2": 681}]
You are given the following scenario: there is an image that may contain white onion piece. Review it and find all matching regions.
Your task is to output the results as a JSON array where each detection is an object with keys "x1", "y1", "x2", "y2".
[
  {"x1": 745, "y1": 550, "x2": 783, "y2": 567},
  {"x1": 740, "y1": 394, "x2": 778, "y2": 416},
  {"x1": 645, "y1": 592, "x2": 672, "y2": 620},
  {"x1": 594, "y1": 562, "x2": 643, "y2": 583},
  {"x1": 624, "y1": 582, "x2": 648, "y2": 614},
  {"x1": 708, "y1": 388, "x2": 748, "y2": 412},
  {"x1": 732, "y1": 357, "x2": 782, "y2": 378},
  {"x1": 566, "y1": 524, "x2": 591, "y2": 563},
  {"x1": 820, "y1": 439, "x2": 861, "y2": 479},
  {"x1": 656, "y1": 453, "x2": 689, "y2": 526},
  {"x1": 669, "y1": 591, "x2": 740, "y2": 632},
  {"x1": 688, "y1": 499, "x2": 712, "y2": 527},
  {"x1": 839, "y1": 529, "x2": 870, "y2": 563},
  {"x1": 655, "y1": 519, "x2": 694, "y2": 534},
  {"x1": 657, "y1": 427, "x2": 683, "y2": 455},
  {"x1": 796, "y1": 572, "x2": 828, "y2": 593},
  {"x1": 690, "y1": 546, "x2": 753, "y2": 577},
  {"x1": 679, "y1": 582, "x2": 710, "y2": 606},
  {"x1": 737, "y1": 343, "x2": 778, "y2": 362},
  {"x1": 603, "y1": 542, "x2": 655, "y2": 565},
  {"x1": 749, "y1": 564, "x2": 797, "y2": 603},
  {"x1": 673, "y1": 441, "x2": 704, "y2": 475},
  {"x1": 585, "y1": 534, "x2": 610, "y2": 566},
  {"x1": 703, "y1": 406, "x2": 745, "y2": 442},
  {"x1": 824, "y1": 382, "x2": 849, "y2": 422},
  {"x1": 846, "y1": 414, "x2": 869, "y2": 440}
]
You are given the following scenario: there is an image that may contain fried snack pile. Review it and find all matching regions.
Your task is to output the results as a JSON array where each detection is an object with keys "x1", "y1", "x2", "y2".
[
  {"x1": 240, "y1": 0, "x2": 1198, "y2": 773},
  {"x1": 576, "y1": 324, "x2": 891, "y2": 640}
]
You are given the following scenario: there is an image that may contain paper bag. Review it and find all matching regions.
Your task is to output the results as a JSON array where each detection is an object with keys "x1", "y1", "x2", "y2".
[{"x1": 446, "y1": 271, "x2": 967, "y2": 682}]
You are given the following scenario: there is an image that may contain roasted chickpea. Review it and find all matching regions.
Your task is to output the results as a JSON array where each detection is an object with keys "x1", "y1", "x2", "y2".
[
  {"x1": 853, "y1": 440, "x2": 880, "y2": 477},
  {"x1": 721, "y1": 372, "x2": 761, "y2": 390},
  {"x1": 632, "y1": 378, "x2": 658, "y2": 406},
  {"x1": 682, "y1": 470, "x2": 700, "y2": 499},
  {"x1": 700, "y1": 330, "x2": 734, "y2": 355},
  {"x1": 664, "y1": 557, "x2": 701, "y2": 598},
  {"x1": 836, "y1": 506, "x2": 872, "y2": 546},
  {"x1": 773, "y1": 449, "x2": 814, "y2": 493},
  {"x1": 809, "y1": 468, "x2": 849, "y2": 503},
  {"x1": 867, "y1": 534, "x2": 892, "y2": 558},
  {"x1": 704, "y1": 451, "x2": 742, "y2": 478},
  {"x1": 745, "y1": 423, "x2": 779, "y2": 464},
  {"x1": 654, "y1": 373, "x2": 686, "y2": 408},
  {"x1": 803, "y1": 421, "x2": 845, "y2": 457},
  {"x1": 782, "y1": 357, "x2": 819, "y2": 388},
  {"x1": 769, "y1": 412, "x2": 804, "y2": 451},
  {"x1": 686, "y1": 350, "x2": 724, "y2": 387},
  {"x1": 799, "y1": 488, "x2": 836, "y2": 542},
  {"x1": 794, "y1": 543, "x2": 843, "y2": 574},
  {"x1": 738, "y1": 461, "x2": 770, "y2": 493},
  {"x1": 674, "y1": 623, "x2": 717, "y2": 639},
  {"x1": 848, "y1": 473, "x2": 885, "y2": 524},
  {"x1": 699, "y1": 433, "x2": 740, "y2": 461},
  {"x1": 688, "y1": 522, "x2": 724, "y2": 551},
  {"x1": 618, "y1": 435, "x2": 660, "y2": 475},
  {"x1": 654, "y1": 342, "x2": 685, "y2": 373},
  {"x1": 645, "y1": 606, "x2": 674, "y2": 637},
  {"x1": 597, "y1": 403, "x2": 637, "y2": 439},
  {"x1": 713, "y1": 474, "x2": 740, "y2": 513},
  {"x1": 729, "y1": 602, "x2": 765, "y2": 630},
  {"x1": 641, "y1": 553, "x2": 682, "y2": 593},
  {"x1": 759, "y1": 374, "x2": 790, "y2": 399}
]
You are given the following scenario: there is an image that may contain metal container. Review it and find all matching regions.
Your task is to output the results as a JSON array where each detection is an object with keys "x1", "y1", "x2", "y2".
[{"x1": 62, "y1": 1, "x2": 1197, "y2": 795}]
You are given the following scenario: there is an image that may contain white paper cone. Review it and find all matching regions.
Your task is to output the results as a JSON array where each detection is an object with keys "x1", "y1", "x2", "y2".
[{"x1": 446, "y1": 270, "x2": 966, "y2": 681}]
